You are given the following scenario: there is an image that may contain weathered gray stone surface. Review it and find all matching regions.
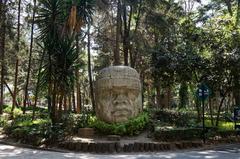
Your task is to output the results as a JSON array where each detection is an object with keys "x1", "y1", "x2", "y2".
[{"x1": 95, "y1": 66, "x2": 142, "y2": 123}]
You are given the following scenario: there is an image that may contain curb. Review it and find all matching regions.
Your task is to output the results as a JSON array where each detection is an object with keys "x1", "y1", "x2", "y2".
[
  {"x1": 58, "y1": 140, "x2": 204, "y2": 153},
  {"x1": 2, "y1": 139, "x2": 238, "y2": 154}
]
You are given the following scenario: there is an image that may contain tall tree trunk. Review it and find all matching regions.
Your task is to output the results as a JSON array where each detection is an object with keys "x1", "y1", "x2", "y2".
[
  {"x1": 76, "y1": 69, "x2": 82, "y2": 113},
  {"x1": 141, "y1": 72, "x2": 144, "y2": 110},
  {"x1": 12, "y1": 0, "x2": 21, "y2": 113},
  {"x1": 68, "y1": 94, "x2": 72, "y2": 112},
  {"x1": 3, "y1": 81, "x2": 18, "y2": 107},
  {"x1": 216, "y1": 90, "x2": 229, "y2": 127},
  {"x1": 12, "y1": 60, "x2": 19, "y2": 111},
  {"x1": 131, "y1": 0, "x2": 142, "y2": 68},
  {"x1": 0, "y1": 0, "x2": 6, "y2": 114},
  {"x1": 63, "y1": 95, "x2": 67, "y2": 112},
  {"x1": 209, "y1": 97, "x2": 214, "y2": 126},
  {"x1": 179, "y1": 81, "x2": 188, "y2": 109},
  {"x1": 51, "y1": 82, "x2": 57, "y2": 124},
  {"x1": 233, "y1": 1, "x2": 240, "y2": 106},
  {"x1": 32, "y1": 50, "x2": 45, "y2": 120},
  {"x1": 127, "y1": 5, "x2": 132, "y2": 64},
  {"x1": 58, "y1": 91, "x2": 63, "y2": 119},
  {"x1": 233, "y1": 75, "x2": 240, "y2": 106},
  {"x1": 75, "y1": 35, "x2": 81, "y2": 113},
  {"x1": 48, "y1": 52, "x2": 53, "y2": 118},
  {"x1": 72, "y1": 88, "x2": 76, "y2": 113},
  {"x1": 156, "y1": 83, "x2": 161, "y2": 108},
  {"x1": 147, "y1": 84, "x2": 151, "y2": 106},
  {"x1": 167, "y1": 87, "x2": 171, "y2": 108},
  {"x1": 23, "y1": 0, "x2": 36, "y2": 114},
  {"x1": 122, "y1": 0, "x2": 128, "y2": 66},
  {"x1": 87, "y1": 23, "x2": 95, "y2": 113},
  {"x1": 196, "y1": 98, "x2": 201, "y2": 122},
  {"x1": 114, "y1": 0, "x2": 121, "y2": 65}
]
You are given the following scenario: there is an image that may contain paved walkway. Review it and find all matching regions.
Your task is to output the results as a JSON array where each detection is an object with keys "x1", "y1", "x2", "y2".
[{"x1": 0, "y1": 143, "x2": 239, "y2": 159}]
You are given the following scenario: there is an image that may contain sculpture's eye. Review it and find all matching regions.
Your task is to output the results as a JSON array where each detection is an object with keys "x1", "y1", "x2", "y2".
[
  {"x1": 127, "y1": 89, "x2": 139, "y2": 99},
  {"x1": 112, "y1": 90, "x2": 123, "y2": 100},
  {"x1": 100, "y1": 90, "x2": 112, "y2": 98}
]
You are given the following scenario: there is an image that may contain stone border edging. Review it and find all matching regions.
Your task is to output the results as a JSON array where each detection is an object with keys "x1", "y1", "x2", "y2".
[
  {"x1": 58, "y1": 141, "x2": 204, "y2": 153},
  {"x1": 1, "y1": 139, "x2": 239, "y2": 154}
]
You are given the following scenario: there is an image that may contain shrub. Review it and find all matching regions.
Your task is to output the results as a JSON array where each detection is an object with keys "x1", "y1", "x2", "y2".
[
  {"x1": 44, "y1": 123, "x2": 65, "y2": 144},
  {"x1": 60, "y1": 112, "x2": 94, "y2": 135},
  {"x1": 154, "y1": 109, "x2": 197, "y2": 127},
  {"x1": 91, "y1": 112, "x2": 149, "y2": 136},
  {"x1": 3, "y1": 114, "x2": 52, "y2": 145},
  {"x1": 204, "y1": 128, "x2": 240, "y2": 140},
  {"x1": 215, "y1": 130, "x2": 239, "y2": 138},
  {"x1": 3, "y1": 106, "x2": 22, "y2": 118},
  {"x1": 154, "y1": 127, "x2": 202, "y2": 141},
  {"x1": 0, "y1": 115, "x2": 8, "y2": 127}
]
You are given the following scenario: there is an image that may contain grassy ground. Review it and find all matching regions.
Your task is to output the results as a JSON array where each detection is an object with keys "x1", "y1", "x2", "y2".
[{"x1": 205, "y1": 119, "x2": 239, "y2": 130}]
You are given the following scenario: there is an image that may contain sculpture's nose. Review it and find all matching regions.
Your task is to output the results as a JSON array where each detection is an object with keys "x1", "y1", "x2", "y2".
[{"x1": 114, "y1": 93, "x2": 127, "y2": 105}]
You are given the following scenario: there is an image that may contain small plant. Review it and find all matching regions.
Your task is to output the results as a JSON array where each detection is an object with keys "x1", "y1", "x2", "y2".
[
  {"x1": 79, "y1": 106, "x2": 92, "y2": 128},
  {"x1": 3, "y1": 106, "x2": 22, "y2": 118},
  {"x1": 91, "y1": 112, "x2": 149, "y2": 136}
]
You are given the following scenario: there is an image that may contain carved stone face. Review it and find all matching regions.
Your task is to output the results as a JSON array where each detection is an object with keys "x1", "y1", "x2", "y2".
[{"x1": 95, "y1": 66, "x2": 142, "y2": 123}]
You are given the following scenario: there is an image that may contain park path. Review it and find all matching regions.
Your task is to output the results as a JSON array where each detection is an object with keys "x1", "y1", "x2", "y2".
[{"x1": 0, "y1": 143, "x2": 239, "y2": 159}]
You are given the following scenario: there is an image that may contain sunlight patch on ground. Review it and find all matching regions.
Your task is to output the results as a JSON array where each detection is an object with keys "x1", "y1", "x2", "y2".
[
  {"x1": 72, "y1": 137, "x2": 94, "y2": 142},
  {"x1": 198, "y1": 150, "x2": 215, "y2": 154},
  {"x1": 205, "y1": 155, "x2": 218, "y2": 158},
  {"x1": 0, "y1": 145, "x2": 15, "y2": 150}
]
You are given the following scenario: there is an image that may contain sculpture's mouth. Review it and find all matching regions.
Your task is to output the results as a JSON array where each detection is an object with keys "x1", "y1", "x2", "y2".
[{"x1": 111, "y1": 108, "x2": 131, "y2": 119}]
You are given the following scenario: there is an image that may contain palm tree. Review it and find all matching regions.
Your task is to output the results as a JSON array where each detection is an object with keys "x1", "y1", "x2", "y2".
[
  {"x1": 36, "y1": 0, "x2": 94, "y2": 123},
  {"x1": 74, "y1": 0, "x2": 95, "y2": 114}
]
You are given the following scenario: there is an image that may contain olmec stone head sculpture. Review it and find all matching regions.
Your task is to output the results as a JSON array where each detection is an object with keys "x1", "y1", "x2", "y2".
[{"x1": 95, "y1": 66, "x2": 142, "y2": 123}]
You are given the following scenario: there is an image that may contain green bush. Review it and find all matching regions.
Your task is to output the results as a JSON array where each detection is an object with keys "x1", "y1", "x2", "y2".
[
  {"x1": 0, "y1": 115, "x2": 8, "y2": 127},
  {"x1": 60, "y1": 113, "x2": 80, "y2": 134},
  {"x1": 154, "y1": 127, "x2": 202, "y2": 141},
  {"x1": 60, "y1": 112, "x2": 94, "y2": 134},
  {"x1": 3, "y1": 106, "x2": 22, "y2": 118},
  {"x1": 204, "y1": 128, "x2": 240, "y2": 140},
  {"x1": 44, "y1": 123, "x2": 65, "y2": 144},
  {"x1": 216, "y1": 130, "x2": 239, "y2": 138},
  {"x1": 3, "y1": 114, "x2": 52, "y2": 145},
  {"x1": 91, "y1": 112, "x2": 149, "y2": 136},
  {"x1": 154, "y1": 109, "x2": 197, "y2": 127}
]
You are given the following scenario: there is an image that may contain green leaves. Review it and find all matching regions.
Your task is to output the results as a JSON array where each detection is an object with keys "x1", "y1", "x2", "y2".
[
  {"x1": 76, "y1": 0, "x2": 95, "y2": 24},
  {"x1": 91, "y1": 112, "x2": 149, "y2": 136},
  {"x1": 37, "y1": 0, "x2": 64, "y2": 41},
  {"x1": 36, "y1": 0, "x2": 95, "y2": 103}
]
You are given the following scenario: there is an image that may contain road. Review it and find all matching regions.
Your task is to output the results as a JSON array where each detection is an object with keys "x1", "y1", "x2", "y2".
[{"x1": 0, "y1": 143, "x2": 239, "y2": 159}]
